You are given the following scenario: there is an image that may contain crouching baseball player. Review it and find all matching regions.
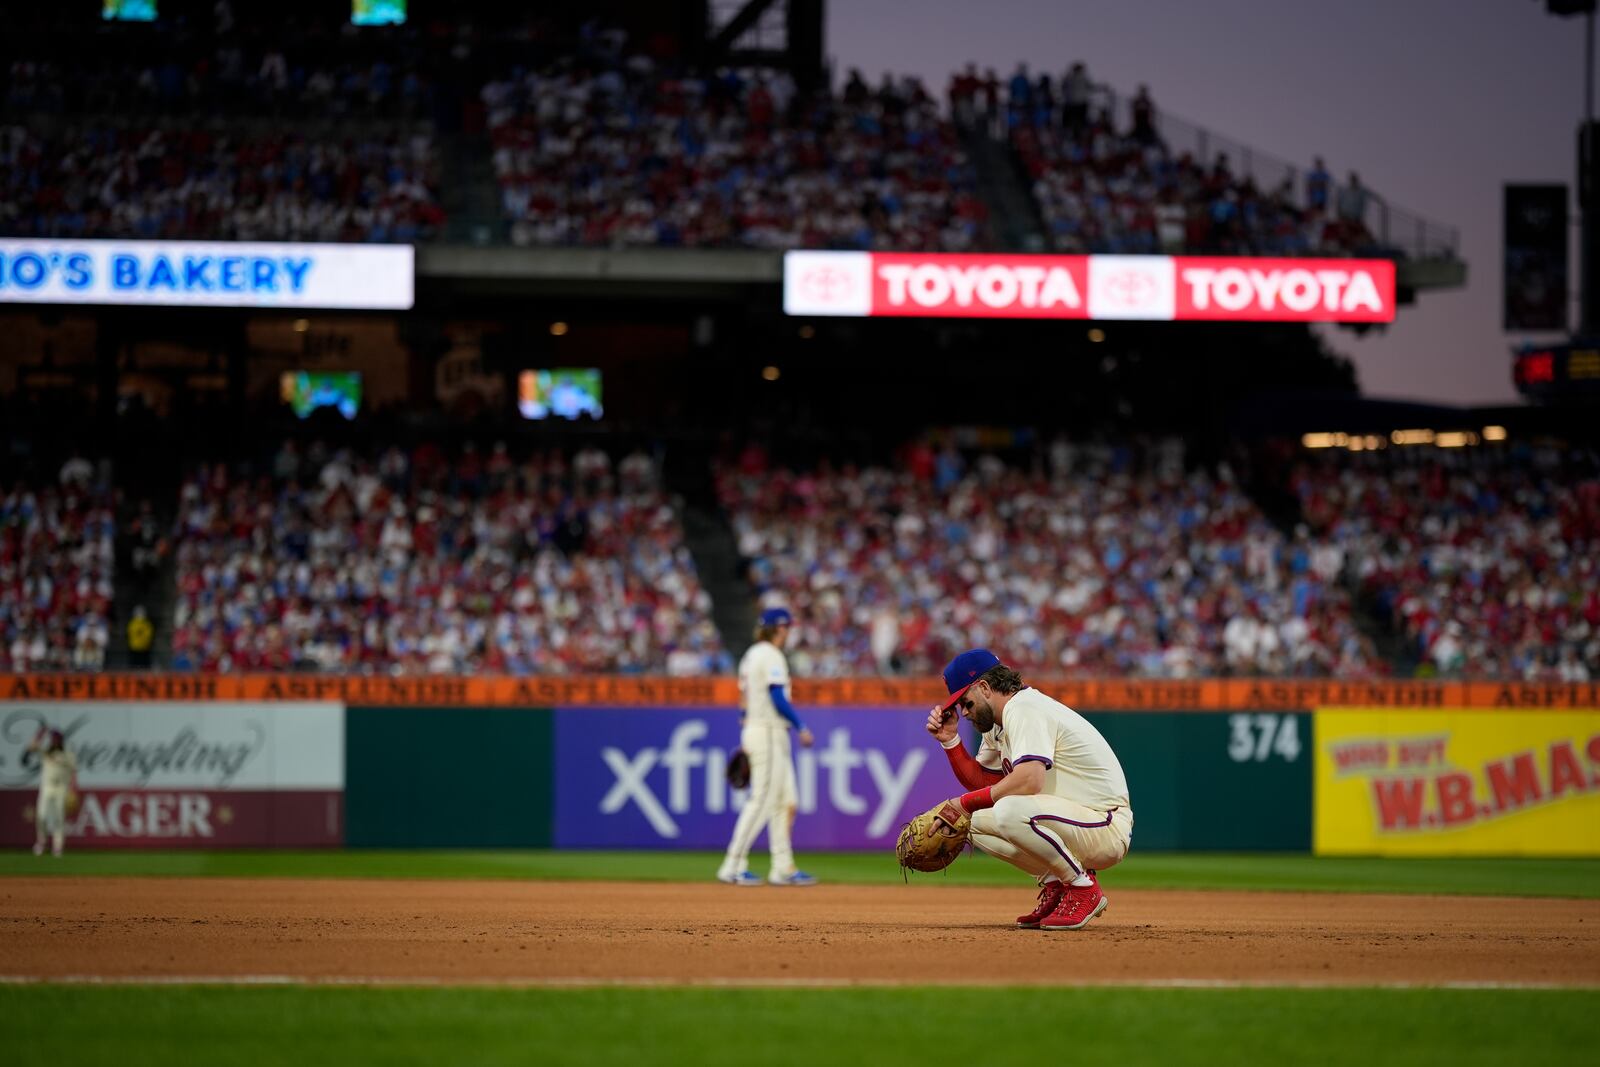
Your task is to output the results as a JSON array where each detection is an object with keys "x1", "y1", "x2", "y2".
[{"x1": 920, "y1": 649, "x2": 1132, "y2": 930}]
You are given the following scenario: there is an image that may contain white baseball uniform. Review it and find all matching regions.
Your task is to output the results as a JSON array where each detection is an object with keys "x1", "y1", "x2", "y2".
[
  {"x1": 718, "y1": 639, "x2": 802, "y2": 879},
  {"x1": 33, "y1": 747, "x2": 77, "y2": 847},
  {"x1": 962, "y1": 687, "x2": 1133, "y2": 882}
]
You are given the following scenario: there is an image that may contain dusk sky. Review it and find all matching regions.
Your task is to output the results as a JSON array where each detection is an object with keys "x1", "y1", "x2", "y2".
[{"x1": 827, "y1": 0, "x2": 1581, "y2": 407}]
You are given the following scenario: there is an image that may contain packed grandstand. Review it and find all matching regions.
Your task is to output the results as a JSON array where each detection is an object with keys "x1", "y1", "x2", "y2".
[
  {"x1": 2, "y1": 12, "x2": 1421, "y2": 255},
  {"x1": 3, "y1": 8, "x2": 1578, "y2": 686},
  {"x1": 3, "y1": 435, "x2": 1595, "y2": 682}
]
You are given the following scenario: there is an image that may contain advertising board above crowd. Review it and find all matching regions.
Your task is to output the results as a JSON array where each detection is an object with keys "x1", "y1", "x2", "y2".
[
  {"x1": 0, "y1": 239, "x2": 414, "y2": 309},
  {"x1": 784, "y1": 251, "x2": 1396, "y2": 323}
]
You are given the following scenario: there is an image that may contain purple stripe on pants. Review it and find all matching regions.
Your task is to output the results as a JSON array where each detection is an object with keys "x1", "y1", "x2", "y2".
[{"x1": 1026, "y1": 815, "x2": 1083, "y2": 875}]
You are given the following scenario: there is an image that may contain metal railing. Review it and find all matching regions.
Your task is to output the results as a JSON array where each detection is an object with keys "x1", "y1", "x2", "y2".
[
  {"x1": 983, "y1": 80, "x2": 1460, "y2": 263},
  {"x1": 1147, "y1": 105, "x2": 1459, "y2": 262}
]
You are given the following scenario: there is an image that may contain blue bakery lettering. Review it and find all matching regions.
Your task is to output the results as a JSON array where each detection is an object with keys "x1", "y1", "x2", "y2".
[
  {"x1": 251, "y1": 259, "x2": 276, "y2": 291},
  {"x1": 101, "y1": 252, "x2": 319, "y2": 295},
  {"x1": 11, "y1": 253, "x2": 46, "y2": 288},
  {"x1": 183, "y1": 257, "x2": 216, "y2": 291},
  {"x1": 112, "y1": 254, "x2": 140, "y2": 289},
  {"x1": 282, "y1": 258, "x2": 312, "y2": 291},
  {"x1": 147, "y1": 256, "x2": 180, "y2": 290},
  {"x1": 62, "y1": 253, "x2": 92, "y2": 289}
]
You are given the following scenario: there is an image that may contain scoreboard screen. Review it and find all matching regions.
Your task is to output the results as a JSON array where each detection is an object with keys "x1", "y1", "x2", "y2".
[{"x1": 1513, "y1": 341, "x2": 1600, "y2": 398}]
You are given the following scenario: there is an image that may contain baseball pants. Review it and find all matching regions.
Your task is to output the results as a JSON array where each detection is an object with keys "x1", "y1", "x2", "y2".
[
  {"x1": 36, "y1": 788, "x2": 66, "y2": 836},
  {"x1": 969, "y1": 795, "x2": 1133, "y2": 883},
  {"x1": 719, "y1": 723, "x2": 798, "y2": 877}
]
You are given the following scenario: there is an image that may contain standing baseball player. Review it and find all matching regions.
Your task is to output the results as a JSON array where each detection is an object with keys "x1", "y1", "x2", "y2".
[
  {"x1": 925, "y1": 649, "x2": 1132, "y2": 929},
  {"x1": 27, "y1": 728, "x2": 77, "y2": 858},
  {"x1": 716, "y1": 607, "x2": 819, "y2": 887}
]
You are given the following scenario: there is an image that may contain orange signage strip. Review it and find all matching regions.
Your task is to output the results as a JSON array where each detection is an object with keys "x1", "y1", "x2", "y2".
[{"x1": 1, "y1": 674, "x2": 1597, "y2": 710}]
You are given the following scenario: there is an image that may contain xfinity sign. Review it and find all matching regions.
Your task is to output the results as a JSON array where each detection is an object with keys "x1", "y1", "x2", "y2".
[
  {"x1": 555, "y1": 707, "x2": 959, "y2": 849},
  {"x1": 783, "y1": 252, "x2": 1395, "y2": 323},
  {"x1": 597, "y1": 719, "x2": 926, "y2": 839},
  {"x1": 0, "y1": 239, "x2": 414, "y2": 309}
]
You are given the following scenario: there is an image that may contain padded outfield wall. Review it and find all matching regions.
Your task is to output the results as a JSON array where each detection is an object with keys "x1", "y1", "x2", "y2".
[{"x1": 0, "y1": 677, "x2": 1595, "y2": 855}]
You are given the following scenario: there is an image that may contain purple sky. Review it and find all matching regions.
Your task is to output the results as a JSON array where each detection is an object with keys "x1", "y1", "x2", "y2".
[{"x1": 827, "y1": 0, "x2": 1580, "y2": 407}]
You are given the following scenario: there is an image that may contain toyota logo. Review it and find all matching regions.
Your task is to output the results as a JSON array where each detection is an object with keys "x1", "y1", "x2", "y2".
[
  {"x1": 1101, "y1": 269, "x2": 1157, "y2": 308},
  {"x1": 801, "y1": 266, "x2": 855, "y2": 305}
]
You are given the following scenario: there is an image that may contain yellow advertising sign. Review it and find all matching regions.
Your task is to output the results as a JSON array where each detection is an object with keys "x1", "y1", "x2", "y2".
[{"x1": 1315, "y1": 709, "x2": 1600, "y2": 856}]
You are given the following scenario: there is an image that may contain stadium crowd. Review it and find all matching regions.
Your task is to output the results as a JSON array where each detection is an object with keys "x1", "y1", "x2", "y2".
[
  {"x1": 1289, "y1": 444, "x2": 1600, "y2": 681},
  {"x1": 2, "y1": 28, "x2": 440, "y2": 122},
  {"x1": 717, "y1": 439, "x2": 1385, "y2": 679},
  {"x1": 1, "y1": 8, "x2": 449, "y2": 242},
  {"x1": 0, "y1": 0, "x2": 481, "y2": 118},
  {"x1": 0, "y1": 458, "x2": 116, "y2": 673},
  {"x1": 971, "y1": 62, "x2": 1380, "y2": 257},
  {"x1": 3, "y1": 10, "x2": 1412, "y2": 257},
  {"x1": 0, "y1": 123, "x2": 443, "y2": 242},
  {"x1": 167, "y1": 440, "x2": 729, "y2": 675},
  {"x1": 482, "y1": 53, "x2": 988, "y2": 250},
  {"x1": 11, "y1": 434, "x2": 1600, "y2": 683}
]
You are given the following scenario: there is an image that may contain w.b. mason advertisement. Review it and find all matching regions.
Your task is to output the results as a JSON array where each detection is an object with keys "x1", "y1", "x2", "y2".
[
  {"x1": 0, "y1": 703, "x2": 344, "y2": 848},
  {"x1": 1315, "y1": 709, "x2": 1600, "y2": 856}
]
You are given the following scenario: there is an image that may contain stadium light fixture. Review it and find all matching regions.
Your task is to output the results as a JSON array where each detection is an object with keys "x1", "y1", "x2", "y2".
[
  {"x1": 1087, "y1": 328, "x2": 1106, "y2": 343},
  {"x1": 762, "y1": 365, "x2": 781, "y2": 381},
  {"x1": 1390, "y1": 429, "x2": 1435, "y2": 445},
  {"x1": 1483, "y1": 425, "x2": 1509, "y2": 440},
  {"x1": 1435, "y1": 431, "x2": 1480, "y2": 448},
  {"x1": 292, "y1": 319, "x2": 310, "y2": 333},
  {"x1": 550, "y1": 321, "x2": 569, "y2": 336}
]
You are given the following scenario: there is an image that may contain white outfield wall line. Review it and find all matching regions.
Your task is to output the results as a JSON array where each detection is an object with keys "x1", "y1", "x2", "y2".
[{"x1": 0, "y1": 975, "x2": 1594, "y2": 991}]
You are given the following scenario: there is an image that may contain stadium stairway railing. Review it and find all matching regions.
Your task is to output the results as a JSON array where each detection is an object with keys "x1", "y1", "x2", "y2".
[
  {"x1": 680, "y1": 504, "x2": 759, "y2": 657},
  {"x1": 962, "y1": 123, "x2": 1048, "y2": 252},
  {"x1": 440, "y1": 129, "x2": 504, "y2": 246}
]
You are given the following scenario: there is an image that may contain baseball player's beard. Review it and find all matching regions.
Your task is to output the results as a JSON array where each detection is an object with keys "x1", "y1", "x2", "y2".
[{"x1": 969, "y1": 701, "x2": 995, "y2": 733}]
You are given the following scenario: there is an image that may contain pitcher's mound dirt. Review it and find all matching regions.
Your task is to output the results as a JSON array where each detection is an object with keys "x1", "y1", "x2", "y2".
[{"x1": 2, "y1": 878, "x2": 1596, "y2": 986}]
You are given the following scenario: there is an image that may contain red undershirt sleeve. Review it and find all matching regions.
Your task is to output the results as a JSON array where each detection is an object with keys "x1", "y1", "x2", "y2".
[{"x1": 943, "y1": 739, "x2": 1005, "y2": 791}]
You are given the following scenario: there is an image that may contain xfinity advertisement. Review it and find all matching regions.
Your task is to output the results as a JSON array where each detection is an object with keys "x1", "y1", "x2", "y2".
[{"x1": 554, "y1": 707, "x2": 959, "y2": 849}]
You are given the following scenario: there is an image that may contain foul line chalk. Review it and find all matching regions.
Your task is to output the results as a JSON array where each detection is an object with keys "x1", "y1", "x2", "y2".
[{"x1": 0, "y1": 975, "x2": 1595, "y2": 991}]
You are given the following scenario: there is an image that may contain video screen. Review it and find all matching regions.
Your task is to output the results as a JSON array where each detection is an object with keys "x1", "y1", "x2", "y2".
[
  {"x1": 103, "y1": 0, "x2": 157, "y2": 21},
  {"x1": 280, "y1": 372, "x2": 362, "y2": 420},
  {"x1": 518, "y1": 369, "x2": 603, "y2": 420},
  {"x1": 352, "y1": 0, "x2": 406, "y2": 26}
]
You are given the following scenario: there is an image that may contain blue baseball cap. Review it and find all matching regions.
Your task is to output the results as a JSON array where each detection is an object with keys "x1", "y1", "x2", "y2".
[
  {"x1": 759, "y1": 607, "x2": 794, "y2": 627},
  {"x1": 938, "y1": 648, "x2": 1001, "y2": 714}
]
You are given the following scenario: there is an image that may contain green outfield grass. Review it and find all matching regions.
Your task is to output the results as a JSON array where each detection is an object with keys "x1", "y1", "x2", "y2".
[
  {"x1": 1, "y1": 985, "x2": 1593, "y2": 1067},
  {"x1": 0, "y1": 848, "x2": 1596, "y2": 897}
]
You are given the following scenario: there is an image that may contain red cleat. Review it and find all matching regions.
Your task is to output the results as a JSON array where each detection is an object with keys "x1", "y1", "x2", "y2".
[
  {"x1": 1016, "y1": 880, "x2": 1066, "y2": 928},
  {"x1": 1040, "y1": 879, "x2": 1108, "y2": 931}
]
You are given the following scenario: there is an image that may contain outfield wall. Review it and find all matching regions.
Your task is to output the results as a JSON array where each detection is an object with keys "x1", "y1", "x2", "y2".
[
  {"x1": 0, "y1": 701, "x2": 343, "y2": 848},
  {"x1": 1, "y1": 676, "x2": 1595, "y2": 855}
]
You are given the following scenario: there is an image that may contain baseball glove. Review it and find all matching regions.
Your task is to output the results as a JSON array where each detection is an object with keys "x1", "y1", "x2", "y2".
[
  {"x1": 895, "y1": 799, "x2": 971, "y2": 873},
  {"x1": 726, "y1": 748, "x2": 751, "y2": 790},
  {"x1": 64, "y1": 790, "x2": 80, "y2": 818}
]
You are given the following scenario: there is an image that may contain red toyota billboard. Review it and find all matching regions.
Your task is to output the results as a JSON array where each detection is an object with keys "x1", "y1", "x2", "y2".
[{"x1": 783, "y1": 252, "x2": 1395, "y2": 323}]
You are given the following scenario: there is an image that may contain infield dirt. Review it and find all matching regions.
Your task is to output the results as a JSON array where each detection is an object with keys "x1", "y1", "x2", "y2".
[{"x1": 2, "y1": 877, "x2": 1596, "y2": 986}]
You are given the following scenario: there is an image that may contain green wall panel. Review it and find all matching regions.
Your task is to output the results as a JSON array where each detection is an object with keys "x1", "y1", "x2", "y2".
[
  {"x1": 1086, "y1": 711, "x2": 1310, "y2": 850},
  {"x1": 345, "y1": 706, "x2": 553, "y2": 847}
]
